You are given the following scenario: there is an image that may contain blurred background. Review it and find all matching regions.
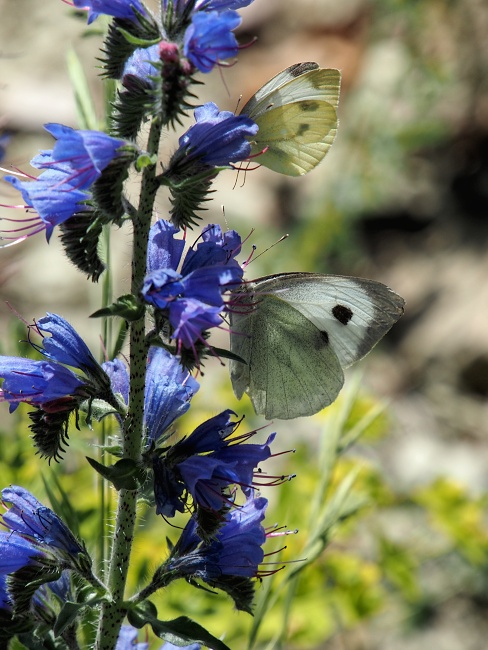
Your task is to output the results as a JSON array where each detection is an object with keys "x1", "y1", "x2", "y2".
[{"x1": 1, "y1": 1, "x2": 488, "y2": 649}]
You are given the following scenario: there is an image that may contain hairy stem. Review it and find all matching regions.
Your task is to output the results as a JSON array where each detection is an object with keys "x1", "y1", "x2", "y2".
[{"x1": 95, "y1": 117, "x2": 162, "y2": 650}]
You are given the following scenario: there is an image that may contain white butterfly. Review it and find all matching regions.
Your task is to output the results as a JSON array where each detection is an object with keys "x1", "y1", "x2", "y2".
[
  {"x1": 229, "y1": 273, "x2": 405, "y2": 420},
  {"x1": 239, "y1": 62, "x2": 341, "y2": 176}
]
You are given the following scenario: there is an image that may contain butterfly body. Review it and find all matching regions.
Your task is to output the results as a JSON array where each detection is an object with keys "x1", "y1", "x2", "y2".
[
  {"x1": 229, "y1": 273, "x2": 405, "y2": 420},
  {"x1": 240, "y1": 62, "x2": 341, "y2": 176}
]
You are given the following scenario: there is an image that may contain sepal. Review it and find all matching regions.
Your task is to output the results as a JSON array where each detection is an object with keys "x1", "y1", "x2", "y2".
[{"x1": 7, "y1": 561, "x2": 62, "y2": 617}]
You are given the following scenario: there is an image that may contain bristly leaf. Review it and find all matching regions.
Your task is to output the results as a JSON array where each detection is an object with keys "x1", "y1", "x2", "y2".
[
  {"x1": 28, "y1": 401, "x2": 79, "y2": 463},
  {"x1": 59, "y1": 211, "x2": 106, "y2": 282},
  {"x1": 111, "y1": 75, "x2": 156, "y2": 140},
  {"x1": 91, "y1": 294, "x2": 145, "y2": 322},
  {"x1": 85, "y1": 457, "x2": 143, "y2": 490},
  {"x1": 166, "y1": 167, "x2": 216, "y2": 229},
  {"x1": 99, "y1": 13, "x2": 161, "y2": 80},
  {"x1": 91, "y1": 150, "x2": 137, "y2": 221}
]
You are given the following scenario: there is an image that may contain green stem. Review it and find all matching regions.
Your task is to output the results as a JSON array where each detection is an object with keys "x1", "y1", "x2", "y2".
[{"x1": 95, "y1": 117, "x2": 162, "y2": 650}]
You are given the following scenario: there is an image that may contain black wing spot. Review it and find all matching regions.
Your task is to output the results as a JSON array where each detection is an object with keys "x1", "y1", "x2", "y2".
[
  {"x1": 320, "y1": 330, "x2": 329, "y2": 345},
  {"x1": 332, "y1": 304, "x2": 353, "y2": 325}
]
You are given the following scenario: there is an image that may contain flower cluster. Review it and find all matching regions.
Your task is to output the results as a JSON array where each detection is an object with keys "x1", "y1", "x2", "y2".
[
  {"x1": 158, "y1": 493, "x2": 268, "y2": 612},
  {"x1": 2, "y1": 124, "x2": 132, "y2": 244},
  {"x1": 142, "y1": 219, "x2": 244, "y2": 352},
  {"x1": 0, "y1": 486, "x2": 92, "y2": 620},
  {"x1": 0, "y1": 313, "x2": 118, "y2": 460}
]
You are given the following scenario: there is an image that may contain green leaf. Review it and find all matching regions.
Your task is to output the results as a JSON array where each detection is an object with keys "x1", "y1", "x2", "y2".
[
  {"x1": 85, "y1": 457, "x2": 142, "y2": 490},
  {"x1": 66, "y1": 48, "x2": 98, "y2": 130},
  {"x1": 116, "y1": 28, "x2": 161, "y2": 46},
  {"x1": 91, "y1": 294, "x2": 145, "y2": 321},
  {"x1": 53, "y1": 601, "x2": 85, "y2": 637},
  {"x1": 127, "y1": 605, "x2": 231, "y2": 650}
]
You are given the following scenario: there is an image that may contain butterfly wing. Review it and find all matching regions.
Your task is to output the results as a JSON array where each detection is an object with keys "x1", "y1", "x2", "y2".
[
  {"x1": 240, "y1": 63, "x2": 340, "y2": 118},
  {"x1": 229, "y1": 274, "x2": 404, "y2": 419},
  {"x1": 240, "y1": 63, "x2": 341, "y2": 176},
  {"x1": 255, "y1": 273, "x2": 405, "y2": 367},
  {"x1": 229, "y1": 285, "x2": 344, "y2": 419},
  {"x1": 246, "y1": 100, "x2": 338, "y2": 176}
]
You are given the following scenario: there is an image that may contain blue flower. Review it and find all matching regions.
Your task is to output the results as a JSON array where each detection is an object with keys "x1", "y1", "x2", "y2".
[
  {"x1": 0, "y1": 531, "x2": 49, "y2": 574},
  {"x1": 144, "y1": 347, "x2": 199, "y2": 446},
  {"x1": 31, "y1": 124, "x2": 127, "y2": 190},
  {"x1": 0, "y1": 357, "x2": 87, "y2": 413},
  {"x1": 102, "y1": 348, "x2": 199, "y2": 444},
  {"x1": 3, "y1": 124, "x2": 128, "y2": 241},
  {"x1": 0, "y1": 486, "x2": 93, "y2": 613},
  {"x1": 153, "y1": 409, "x2": 275, "y2": 518},
  {"x1": 0, "y1": 314, "x2": 116, "y2": 460},
  {"x1": 143, "y1": 219, "x2": 243, "y2": 349},
  {"x1": 166, "y1": 494, "x2": 267, "y2": 612},
  {"x1": 122, "y1": 43, "x2": 160, "y2": 86},
  {"x1": 115, "y1": 624, "x2": 149, "y2": 650},
  {"x1": 1, "y1": 486, "x2": 86, "y2": 557},
  {"x1": 33, "y1": 313, "x2": 102, "y2": 379},
  {"x1": 184, "y1": 10, "x2": 240, "y2": 73},
  {"x1": 175, "y1": 102, "x2": 258, "y2": 167},
  {"x1": 73, "y1": 0, "x2": 149, "y2": 24},
  {"x1": 102, "y1": 358, "x2": 130, "y2": 404},
  {"x1": 4, "y1": 169, "x2": 89, "y2": 242}
]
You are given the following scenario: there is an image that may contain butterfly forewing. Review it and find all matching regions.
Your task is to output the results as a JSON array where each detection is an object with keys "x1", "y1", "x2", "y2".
[
  {"x1": 255, "y1": 274, "x2": 405, "y2": 368},
  {"x1": 240, "y1": 62, "x2": 320, "y2": 117}
]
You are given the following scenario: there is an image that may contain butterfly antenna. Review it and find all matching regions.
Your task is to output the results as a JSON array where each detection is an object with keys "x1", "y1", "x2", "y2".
[{"x1": 247, "y1": 234, "x2": 289, "y2": 264}]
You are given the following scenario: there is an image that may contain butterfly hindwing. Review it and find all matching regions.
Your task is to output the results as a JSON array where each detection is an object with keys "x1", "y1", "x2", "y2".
[
  {"x1": 248, "y1": 101, "x2": 338, "y2": 176},
  {"x1": 229, "y1": 287, "x2": 344, "y2": 419}
]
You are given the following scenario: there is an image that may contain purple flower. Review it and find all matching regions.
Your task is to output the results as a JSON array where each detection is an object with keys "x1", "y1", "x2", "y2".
[
  {"x1": 143, "y1": 219, "x2": 243, "y2": 348},
  {"x1": 153, "y1": 409, "x2": 275, "y2": 518},
  {"x1": 3, "y1": 124, "x2": 128, "y2": 242},
  {"x1": 175, "y1": 102, "x2": 258, "y2": 167},
  {"x1": 184, "y1": 10, "x2": 240, "y2": 73},
  {"x1": 73, "y1": 0, "x2": 149, "y2": 24}
]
